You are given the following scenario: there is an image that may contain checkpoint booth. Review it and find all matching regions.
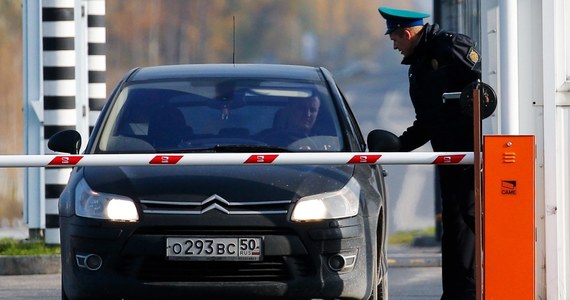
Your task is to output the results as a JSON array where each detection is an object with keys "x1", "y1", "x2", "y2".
[{"x1": 21, "y1": 1, "x2": 570, "y2": 299}]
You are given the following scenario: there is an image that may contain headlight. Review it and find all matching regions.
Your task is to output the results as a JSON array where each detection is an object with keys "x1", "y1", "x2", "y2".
[
  {"x1": 75, "y1": 179, "x2": 139, "y2": 222},
  {"x1": 291, "y1": 178, "x2": 360, "y2": 222}
]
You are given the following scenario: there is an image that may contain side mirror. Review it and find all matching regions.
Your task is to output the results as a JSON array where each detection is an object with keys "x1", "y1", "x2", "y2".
[
  {"x1": 367, "y1": 129, "x2": 400, "y2": 152},
  {"x1": 48, "y1": 130, "x2": 82, "y2": 154}
]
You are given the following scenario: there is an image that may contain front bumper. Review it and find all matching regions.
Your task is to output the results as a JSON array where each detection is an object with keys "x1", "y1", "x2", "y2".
[{"x1": 61, "y1": 213, "x2": 376, "y2": 300}]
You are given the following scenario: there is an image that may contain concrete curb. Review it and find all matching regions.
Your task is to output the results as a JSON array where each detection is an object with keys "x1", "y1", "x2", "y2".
[
  {"x1": 387, "y1": 242, "x2": 442, "y2": 268},
  {"x1": 0, "y1": 255, "x2": 61, "y2": 275},
  {"x1": 388, "y1": 253, "x2": 442, "y2": 268}
]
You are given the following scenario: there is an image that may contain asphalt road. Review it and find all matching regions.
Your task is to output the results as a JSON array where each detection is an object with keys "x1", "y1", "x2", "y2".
[
  {"x1": 0, "y1": 266, "x2": 442, "y2": 300},
  {"x1": 389, "y1": 267, "x2": 442, "y2": 299}
]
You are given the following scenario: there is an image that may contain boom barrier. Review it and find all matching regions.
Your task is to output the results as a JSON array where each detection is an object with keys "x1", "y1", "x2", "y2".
[{"x1": 0, "y1": 152, "x2": 474, "y2": 167}]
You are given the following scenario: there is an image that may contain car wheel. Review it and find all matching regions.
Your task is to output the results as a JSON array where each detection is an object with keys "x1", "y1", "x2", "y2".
[
  {"x1": 61, "y1": 282, "x2": 70, "y2": 300},
  {"x1": 368, "y1": 252, "x2": 379, "y2": 300},
  {"x1": 369, "y1": 227, "x2": 389, "y2": 300},
  {"x1": 378, "y1": 271, "x2": 389, "y2": 300},
  {"x1": 369, "y1": 253, "x2": 389, "y2": 300}
]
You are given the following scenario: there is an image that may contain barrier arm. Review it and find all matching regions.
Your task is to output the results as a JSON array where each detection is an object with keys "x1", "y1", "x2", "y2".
[{"x1": 0, "y1": 152, "x2": 475, "y2": 168}]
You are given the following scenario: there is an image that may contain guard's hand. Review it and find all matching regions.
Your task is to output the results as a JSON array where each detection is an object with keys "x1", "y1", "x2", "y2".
[{"x1": 367, "y1": 129, "x2": 401, "y2": 152}]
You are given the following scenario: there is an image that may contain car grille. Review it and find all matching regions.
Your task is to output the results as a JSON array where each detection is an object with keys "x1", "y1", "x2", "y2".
[
  {"x1": 119, "y1": 228, "x2": 314, "y2": 282},
  {"x1": 118, "y1": 255, "x2": 313, "y2": 282},
  {"x1": 140, "y1": 196, "x2": 291, "y2": 215}
]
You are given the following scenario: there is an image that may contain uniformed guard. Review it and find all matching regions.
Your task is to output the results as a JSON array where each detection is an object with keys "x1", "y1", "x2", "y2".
[{"x1": 377, "y1": 6, "x2": 481, "y2": 300}]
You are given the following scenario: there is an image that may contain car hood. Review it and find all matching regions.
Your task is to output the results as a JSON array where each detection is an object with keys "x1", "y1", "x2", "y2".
[{"x1": 83, "y1": 165, "x2": 355, "y2": 202}]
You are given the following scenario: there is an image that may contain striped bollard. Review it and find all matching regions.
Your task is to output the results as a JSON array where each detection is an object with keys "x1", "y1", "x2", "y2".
[
  {"x1": 87, "y1": 0, "x2": 106, "y2": 133},
  {"x1": 42, "y1": 0, "x2": 76, "y2": 244}
]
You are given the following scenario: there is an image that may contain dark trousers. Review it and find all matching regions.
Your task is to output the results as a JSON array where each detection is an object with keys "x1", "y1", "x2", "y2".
[{"x1": 438, "y1": 165, "x2": 476, "y2": 300}]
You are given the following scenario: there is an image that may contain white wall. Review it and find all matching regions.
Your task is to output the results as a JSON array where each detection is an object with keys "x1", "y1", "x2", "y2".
[
  {"x1": 543, "y1": 0, "x2": 570, "y2": 298},
  {"x1": 480, "y1": 0, "x2": 570, "y2": 298}
]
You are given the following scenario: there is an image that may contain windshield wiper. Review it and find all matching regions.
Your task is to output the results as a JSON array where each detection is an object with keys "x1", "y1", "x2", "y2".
[
  {"x1": 212, "y1": 145, "x2": 292, "y2": 152},
  {"x1": 155, "y1": 145, "x2": 291, "y2": 153}
]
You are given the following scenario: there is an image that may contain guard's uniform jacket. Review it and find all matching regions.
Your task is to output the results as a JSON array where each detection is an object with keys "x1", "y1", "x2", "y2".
[
  {"x1": 398, "y1": 23, "x2": 482, "y2": 300},
  {"x1": 399, "y1": 23, "x2": 481, "y2": 152}
]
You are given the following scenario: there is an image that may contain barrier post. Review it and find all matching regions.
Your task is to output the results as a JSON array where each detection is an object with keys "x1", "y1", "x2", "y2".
[
  {"x1": 483, "y1": 135, "x2": 535, "y2": 299},
  {"x1": 473, "y1": 86, "x2": 483, "y2": 300}
]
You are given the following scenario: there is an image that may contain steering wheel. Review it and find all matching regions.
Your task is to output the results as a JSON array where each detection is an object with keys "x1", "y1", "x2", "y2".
[
  {"x1": 184, "y1": 137, "x2": 268, "y2": 148},
  {"x1": 261, "y1": 129, "x2": 319, "y2": 150}
]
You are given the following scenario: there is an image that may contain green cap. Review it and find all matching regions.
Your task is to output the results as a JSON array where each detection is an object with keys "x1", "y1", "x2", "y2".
[{"x1": 378, "y1": 6, "x2": 430, "y2": 35}]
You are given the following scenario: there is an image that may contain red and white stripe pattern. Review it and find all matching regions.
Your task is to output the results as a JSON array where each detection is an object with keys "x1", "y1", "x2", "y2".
[{"x1": 0, "y1": 152, "x2": 474, "y2": 167}]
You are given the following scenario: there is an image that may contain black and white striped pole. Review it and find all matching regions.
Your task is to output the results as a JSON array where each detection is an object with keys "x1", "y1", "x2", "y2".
[
  {"x1": 86, "y1": 0, "x2": 106, "y2": 134},
  {"x1": 73, "y1": 0, "x2": 106, "y2": 148},
  {"x1": 42, "y1": 0, "x2": 77, "y2": 244},
  {"x1": 23, "y1": 0, "x2": 105, "y2": 244}
]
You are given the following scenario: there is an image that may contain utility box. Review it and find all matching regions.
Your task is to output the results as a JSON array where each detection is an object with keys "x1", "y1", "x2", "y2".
[{"x1": 483, "y1": 135, "x2": 535, "y2": 299}]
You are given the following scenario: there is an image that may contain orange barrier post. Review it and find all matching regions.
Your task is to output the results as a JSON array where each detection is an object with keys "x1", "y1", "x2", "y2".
[{"x1": 483, "y1": 135, "x2": 535, "y2": 299}]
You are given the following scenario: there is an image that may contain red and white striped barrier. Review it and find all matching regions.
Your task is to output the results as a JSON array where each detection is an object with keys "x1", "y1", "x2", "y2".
[{"x1": 0, "y1": 152, "x2": 474, "y2": 167}]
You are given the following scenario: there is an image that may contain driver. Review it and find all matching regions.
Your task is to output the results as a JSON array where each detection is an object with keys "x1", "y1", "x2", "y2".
[
  {"x1": 279, "y1": 95, "x2": 320, "y2": 136},
  {"x1": 262, "y1": 95, "x2": 321, "y2": 149}
]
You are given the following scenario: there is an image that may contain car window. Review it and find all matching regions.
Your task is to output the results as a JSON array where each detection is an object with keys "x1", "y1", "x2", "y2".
[{"x1": 95, "y1": 78, "x2": 345, "y2": 153}]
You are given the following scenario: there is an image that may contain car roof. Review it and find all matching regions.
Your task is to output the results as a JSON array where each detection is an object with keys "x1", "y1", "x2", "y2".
[{"x1": 128, "y1": 64, "x2": 325, "y2": 82}]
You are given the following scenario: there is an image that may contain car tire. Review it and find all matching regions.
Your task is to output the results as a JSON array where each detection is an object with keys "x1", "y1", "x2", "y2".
[
  {"x1": 61, "y1": 282, "x2": 70, "y2": 300},
  {"x1": 378, "y1": 271, "x2": 389, "y2": 300},
  {"x1": 369, "y1": 253, "x2": 389, "y2": 300},
  {"x1": 367, "y1": 231, "x2": 380, "y2": 300},
  {"x1": 369, "y1": 222, "x2": 389, "y2": 300}
]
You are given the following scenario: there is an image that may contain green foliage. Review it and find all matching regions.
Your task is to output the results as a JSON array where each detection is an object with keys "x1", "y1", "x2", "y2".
[
  {"x1": 106, "y1": 0, "x2": 385, "y2": 75},
  {"x1": 0, "y1": 238, "x2": 60, "y2": 256},
  {"x1": 388, "y1": 227, "x2": 436, "y2": 245}
]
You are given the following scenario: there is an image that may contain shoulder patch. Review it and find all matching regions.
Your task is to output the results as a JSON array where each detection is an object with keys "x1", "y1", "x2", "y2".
[
  {"x1": 431, "y1": 59, "x2": 439, "y2": 70},
  {"x1": 467, "y1": 47, "x2": 480, "y2": 65}
]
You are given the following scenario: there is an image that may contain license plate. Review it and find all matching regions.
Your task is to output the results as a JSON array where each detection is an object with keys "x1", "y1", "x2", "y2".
[{"x1": 166, "y1": 237, "x2": 262, "y2": 261}]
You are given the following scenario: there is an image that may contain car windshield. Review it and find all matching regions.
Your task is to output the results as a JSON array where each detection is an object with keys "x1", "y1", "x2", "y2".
[{"x1": 94, "y1": 77, "x2": 345, "y2": 153}]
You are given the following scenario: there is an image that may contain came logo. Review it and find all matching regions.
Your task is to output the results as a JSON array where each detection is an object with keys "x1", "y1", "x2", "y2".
[{"x1": 501, "y1": 180, "x2": 517, "y2": 195}]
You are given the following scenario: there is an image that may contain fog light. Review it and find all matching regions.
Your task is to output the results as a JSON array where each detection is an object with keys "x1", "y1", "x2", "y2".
[
  {"x1": 76, "y1": 253, "x2": 103, "y2": 271},
  {"x1": 328, "y1": 254, "x2": 346, "y2": 271},
  {"x1": 327, "y1": 252, "x2": 358, "y2": 272}
]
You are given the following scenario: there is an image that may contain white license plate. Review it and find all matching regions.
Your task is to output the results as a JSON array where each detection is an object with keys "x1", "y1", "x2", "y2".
[{"x1": 166, "y1": 237, "x2": 262, "y2": 261}]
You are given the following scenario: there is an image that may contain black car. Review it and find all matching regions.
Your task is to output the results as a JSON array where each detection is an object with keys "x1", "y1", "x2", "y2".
[{"x1": 49, "y1": 64, "x2": 398, "y2": 300}]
